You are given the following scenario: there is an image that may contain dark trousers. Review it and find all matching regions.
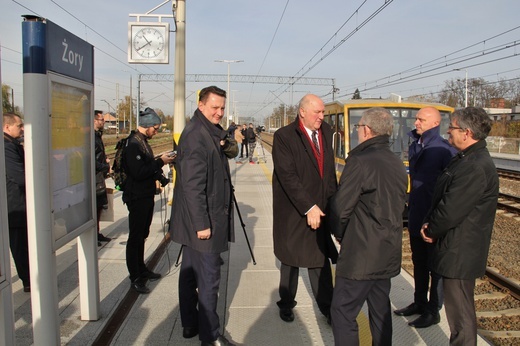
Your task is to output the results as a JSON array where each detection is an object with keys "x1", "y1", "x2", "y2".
[
  {"x1": 9, "y1": 226, "x2": 30, "y2": 287},
  {"x1": 240, "y1": 142, "x2": 248, "y2": 157},
  {"x1": 126, "y1": 198, "x2": 154, "y2": 282},
  {"x1": 410, "y1": 236, "x2": 443, "y2": 313},
  {"x1": 444, "y1": 278, "x2": 477, "y2": 346},
  {"x1": 331, "y1": 277, "x2": 392, "y2": 346},
  {"x1": 277, "y1": 260, "x2": 333, "y2": 317},
  {"x1": 179, "y1": 246, "x2": 222, "y2": 343}
]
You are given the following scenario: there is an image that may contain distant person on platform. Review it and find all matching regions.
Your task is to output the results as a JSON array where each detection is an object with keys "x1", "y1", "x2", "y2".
[
  {"x1": 170, "y1": 85, "x2": 238, "y2": 346},
  {"x1": 3, "y1": 113, "x2": 31, "y2": 292},
  {"x1": 421, "y1": 107, "x2": 498, "y2": 345},
  {"x1": 328, "y1": 108, "x2": 407, "y2": 346},
  {"x1": 227, "y1": 121, "x2": 237, "y2": 138},
  {"x1": 94, "y1": 110, "x2": 112, "y2": 246},
  {"x1": 246, "y1": 123, "x2": 257, "y2": 164},
  {"x1": 394, "y1": 107, "x2": 457, "y2": 328},
  {"x1": 272, "y1": 94, "x2": 338, "y2": 325},
  {"x1": 239, "y1": 124, "x2": 248, "y2": 159},
  {"x1": 123, "y1": 108, "x2": 175, "y2": 294}
]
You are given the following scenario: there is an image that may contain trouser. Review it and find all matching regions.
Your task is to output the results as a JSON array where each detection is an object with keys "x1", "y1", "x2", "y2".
[
  {"x1": 331, "y1": 277, "x2": 392, "y2": 346},
  {"x1": 248, "y1": 142, "x2": 256, "y2": 161},
  {"x1": 126, "y1": 197, "x2": 154, "y2": 282},
  {"x1": 277, "y1": 260, "x2": 334, "y2": 317},
  {"x1": 240, "y1": 142, "x2": 248, "y2": 157},
  {"x1": 179, "y1": 246, "x2": 222, "y2": 343},
  {"x1": 410, "y1": 236, "x2": 443, "y2": 313},
  {"x1": 9, "y1": 225, "x2": 30, "y2": 287},
  {"x1": 444, "y1": 278, "x2": 477, "y2": 346}
]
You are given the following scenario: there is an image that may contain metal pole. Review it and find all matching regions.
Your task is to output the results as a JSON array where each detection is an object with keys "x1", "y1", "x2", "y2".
[
  {"x1": 226, "y1": 63, "x2": 230, "y2": 128},
  {"x1": 173, "y1": 0, "x2": 186, "y2": 144},
  {"x1": 465, "y1": 70, "x2": 468, "y2": 108},
  {"x1": 129, "y1": 74, "x2": 133, "y2": 132}
]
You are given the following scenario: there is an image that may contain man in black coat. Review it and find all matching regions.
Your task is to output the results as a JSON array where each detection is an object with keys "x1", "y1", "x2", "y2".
[
  {"x1": 94, "y1": 110, "x2": 111, "y2": 245},
  {"x1": 328, "y1": 108, "x2": 407, "y2": 346},
  {"x1": 272, "y1": 94, "x2": 338, "y2": 324},
  {"x1": 421, "y1": 107, "x2": 498, "y2": 345},
  {"x1": 123, "y1": 108, "x2": 175, "y2": 294},
  {"x1": 170, "y1": 86, "x2": 237, "y2": 346},
  {"x1": 3, "y1": 113, "x2": 30, "y2": 292}
]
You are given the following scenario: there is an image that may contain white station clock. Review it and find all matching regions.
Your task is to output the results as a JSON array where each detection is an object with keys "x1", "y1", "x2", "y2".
[{"x1": 128, "y1": 22, "x2": 169, "y2": 64}]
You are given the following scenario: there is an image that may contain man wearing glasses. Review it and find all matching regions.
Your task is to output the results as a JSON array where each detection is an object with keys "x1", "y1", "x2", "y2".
[
  {"x1": 123, "y1": 107, "x2": 175, "y2": 294},
  {"x1": 3, "y1": 113, "x2": 31, "y2": 292},
  {"x1": 328, "y1": 108, "x2": 407, "y2": 345},
  {"x1": 421, "y1": 107, "x2": 498, "y2": 345},
  {"x1": 94, "y1": 110, "x2": 112, "y2": 246}
]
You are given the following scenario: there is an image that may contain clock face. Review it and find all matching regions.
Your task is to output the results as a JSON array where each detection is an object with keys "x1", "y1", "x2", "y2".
[
  {"x1": 133, "y1": 27, "x2": 164, "y2": 58},
  {"x1": 128, "y1": 23, "x2": 169, "y2": 64}
]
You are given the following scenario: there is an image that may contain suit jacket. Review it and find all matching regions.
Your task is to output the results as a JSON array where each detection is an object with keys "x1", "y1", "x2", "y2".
[
  {"x1": 272, "y1": 118, "x2": 338, "y2": 268},
  {"x1": 170, "y1": 110, "x2": 235, "y2": 253}
]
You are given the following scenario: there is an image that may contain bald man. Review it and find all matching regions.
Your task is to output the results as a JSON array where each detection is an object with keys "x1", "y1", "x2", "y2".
[{"x1": 394, "y1": 107, "x2": 457, "y2": 328}]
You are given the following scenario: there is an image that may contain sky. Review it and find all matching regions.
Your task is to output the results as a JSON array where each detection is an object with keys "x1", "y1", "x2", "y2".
[{"x1": 1, "y1": 0, "x2": 519, "y2": 123}]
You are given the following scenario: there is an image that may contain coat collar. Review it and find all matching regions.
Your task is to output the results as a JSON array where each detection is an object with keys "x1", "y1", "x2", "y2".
[
  {"x1": 349, "y1": 135, "x2": 390, "y2": 155},
  {"x1": 408, "y1": 125, "x2": 441, "y2": 146}
]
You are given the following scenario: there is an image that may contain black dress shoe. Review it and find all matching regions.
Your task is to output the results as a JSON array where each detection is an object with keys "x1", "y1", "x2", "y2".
[
  {"x1": 23, "y1": 286, "x2": 31, "y2": 293},
  {"x1": 142, "y1": 270, "x2": 162, "y2": 281},
  {"x1": 279, "y1": 308, "x2": 294, "y2": 322},
  {"x1": 182, "y1": 326, "x2": 198, "y2": 339},
  {"x1": 131, "y1": 280, "x2": 150, "y2": 294},
  {"x1": 394, "y1": 303, "x2": 424, "y2": 316},
  {"x1": 201, "y1": 335, "x2": 235, "y2": 346},
  {"x1": 408, "y1": 312, "x2": 440, "y2": 328},
  {"x1": 98, "y1": 233, "x2": 112, "y2": 242}
]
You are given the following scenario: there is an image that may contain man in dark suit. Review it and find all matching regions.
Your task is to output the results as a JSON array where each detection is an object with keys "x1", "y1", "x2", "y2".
[
  {"x1": 272, "y1": 94, "x2": 338, "y2": 324},
  {"x1": 170, "y1": 86, "x2": 238, "y2": 346},
  {"x1": 3, "y1": 113, "x2": 30, "y2": 292}
]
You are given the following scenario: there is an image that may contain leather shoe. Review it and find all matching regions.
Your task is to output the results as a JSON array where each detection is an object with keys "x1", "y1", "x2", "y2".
[
  {"x1": 142, "y1": 270, "x2": 162, "y2": 281},
  {"x1": 408, "y1": 312, "x2": 440, "y2": 328},
  {"x1": 23, "y1": 286, "x2": 31, "y2": 293},
  {"x1": 131, "y1": 280, "x2": 150, "y2": 294},
  {"x1": 279, "y1": 308, "x2": 294, "y2": 322},
  {"x1": 98, "y1": 233, "x2": 111, "y2": 242},
  {"x1": 182, "y1": 326, "x2": 198, "y2": 339},
  {"x1": 201, "y1": 335, "x2": 235, "y2": 346},
  {"x1": 394, "y1": 303, "x2": 424, "y2": 316}
]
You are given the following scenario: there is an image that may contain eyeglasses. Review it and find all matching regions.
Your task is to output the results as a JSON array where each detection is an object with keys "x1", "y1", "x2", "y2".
[
  {"x1": 354, "y1": 124, "x2": 369, "y2": 129},
  {"x1": 152, "y1": 126, "x2": 160, "y2": 131},
  {"x1": 448, "y1": 125, "x2": 465, "y2": 131}
]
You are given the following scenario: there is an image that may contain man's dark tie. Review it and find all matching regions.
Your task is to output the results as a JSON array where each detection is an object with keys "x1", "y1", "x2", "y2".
[{"x1": 312, "y1": 131, "x2": 320, "y2": 155}]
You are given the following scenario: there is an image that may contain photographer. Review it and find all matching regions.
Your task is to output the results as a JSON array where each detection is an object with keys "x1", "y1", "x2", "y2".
[
  {"x1": 123, "y1": 107, "x2": 175, "y2": 294},
  {"x1": 246, "y1": 123, "x2": 257, "y2": 164}
]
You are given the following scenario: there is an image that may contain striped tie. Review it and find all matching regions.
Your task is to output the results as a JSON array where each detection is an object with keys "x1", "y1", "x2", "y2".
[{"x1": 312, "y1": 131, "x2": 320, "y2": 155}]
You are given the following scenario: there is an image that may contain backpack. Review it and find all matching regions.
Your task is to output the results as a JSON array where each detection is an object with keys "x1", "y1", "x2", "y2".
[{"x1": 112, "y1": 132, "x2": 133, "y2": 191}]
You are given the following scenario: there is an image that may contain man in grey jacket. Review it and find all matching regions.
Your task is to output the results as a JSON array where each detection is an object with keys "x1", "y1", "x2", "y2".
[
  {"x1": 328, "y1": 108, "x2": 407, "y2": 346},
  {"x1": 170, "y1": 86, "x2": 237, "y2": 346},
  {"x1": 421, "y1": 107, "x2": 498, "y2": 345}
]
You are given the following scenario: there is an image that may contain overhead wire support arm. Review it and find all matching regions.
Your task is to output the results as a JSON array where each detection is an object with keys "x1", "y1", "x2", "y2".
[{"x1": 138, "y1": 73, "x2": 335, "y2": 86}]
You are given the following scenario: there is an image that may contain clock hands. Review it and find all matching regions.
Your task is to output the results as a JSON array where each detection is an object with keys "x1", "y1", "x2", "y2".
[{"x1": 135, "y1": 34, "x2": 152, "y2": 52}]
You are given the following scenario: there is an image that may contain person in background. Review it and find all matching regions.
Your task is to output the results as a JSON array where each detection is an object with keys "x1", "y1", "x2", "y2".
[
  {"x1": 328, "y1": 108, "x2": 407, "y2": 346},
  {"x1": 246, "y1": 123, "x2": 257, "y2": 164},
  {"x1": 394, "y1": 107, "x2": 457, "y2": 328},
  {"x1": 272, "y1": 94, "x2": 338, "y2": 325},
  {"x1": 239, "y1": 124, "x2": 248, "y2": 159},
  {"x1": 421, "y1": 107, "x2": 498, "y2": 345},
  {"x1": 3, "y1": 113, "x2": 30, "y2": 292},
  {"x1": 94, "y1": 110, "x2": 112, "y2": 246},
  {"x1": 170, "y1": 85, "x2": 237, "y2": 346},
  {"x1": 227, "y1": 121, "x2": 237, "y2": 138},
  {"x1": 123, "y1": 107, "x2": 175, "y2": 294}
]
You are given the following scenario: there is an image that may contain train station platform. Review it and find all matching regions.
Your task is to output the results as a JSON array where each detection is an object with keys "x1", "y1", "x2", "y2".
[{"x1": 9, "y1": 148, "x2": 491, "y2": 345}]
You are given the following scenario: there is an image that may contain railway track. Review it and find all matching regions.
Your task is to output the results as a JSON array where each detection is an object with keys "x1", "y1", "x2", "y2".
[
  {"x1": 498, "y1": 168, "x2": 520, "y2": 181},
  {"x1": 497, "y1": 192, "x2": 520, "y2": 215}
]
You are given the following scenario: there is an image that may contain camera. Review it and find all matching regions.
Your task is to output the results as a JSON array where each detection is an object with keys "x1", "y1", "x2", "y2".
[
  {"x1": 169, "y1": 151, "x2": 177, "y2": 157},
  {"x1": 256, "y1": 125, "x2": 265, "y2": 133}
]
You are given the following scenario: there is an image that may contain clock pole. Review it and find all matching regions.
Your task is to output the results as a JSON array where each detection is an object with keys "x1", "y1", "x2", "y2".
[{"x1": 173, "y1": 0, "x2": 186, "y2": 147}]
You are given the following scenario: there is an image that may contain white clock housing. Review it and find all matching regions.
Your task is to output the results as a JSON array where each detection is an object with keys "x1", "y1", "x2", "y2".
[{"x1": 128, "y1": 22, "x2": 169, "y2": 64}]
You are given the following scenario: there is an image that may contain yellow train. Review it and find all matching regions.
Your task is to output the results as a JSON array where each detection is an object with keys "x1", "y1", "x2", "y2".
[{"x1": 323, "y1": 98, "x2": 454, "y2": 178}]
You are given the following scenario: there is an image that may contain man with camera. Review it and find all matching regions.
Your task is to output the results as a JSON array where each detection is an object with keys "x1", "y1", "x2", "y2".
[{"x1": 122, "y1": 107, "x2": 175, "y2": 294}]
